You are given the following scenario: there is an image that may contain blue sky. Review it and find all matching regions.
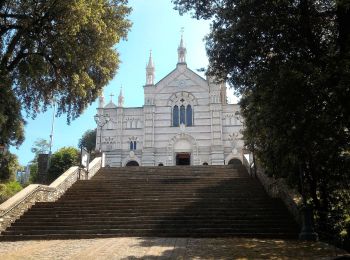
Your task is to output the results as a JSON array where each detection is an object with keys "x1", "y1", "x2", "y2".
[{"x1": 11, "y1": 0, "x2": 237, "y2": 165}]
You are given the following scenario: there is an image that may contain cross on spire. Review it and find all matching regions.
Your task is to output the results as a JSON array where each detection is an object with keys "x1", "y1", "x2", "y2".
[{"x1": 110, "y1": 93, "x2": 114, "y2": 102}]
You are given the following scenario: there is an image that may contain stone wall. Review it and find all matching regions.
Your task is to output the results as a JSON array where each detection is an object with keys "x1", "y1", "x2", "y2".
[
  {"x1": 0, "y1": 157, "x2": 102, "y2": 233},
  {"x1": 242, "y1": 155, "x2": 302, "y2": 224}
]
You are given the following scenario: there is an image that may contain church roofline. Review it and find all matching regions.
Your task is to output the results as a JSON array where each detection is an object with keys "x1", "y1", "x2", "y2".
[{"x1": 154, "y1": 66, "x2": 207, "y2": 87}]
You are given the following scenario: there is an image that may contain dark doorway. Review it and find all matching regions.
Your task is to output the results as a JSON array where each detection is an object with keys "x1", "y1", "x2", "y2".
[
  {"x1": 126, "y1": 160, "x2": 139, "y2": 166},
  {"x1": 228, "y1": 158, "x2": 242, "y2": 166},
  {"x1": 176, "y1": 153, "x2": 191, "y2": 165}
]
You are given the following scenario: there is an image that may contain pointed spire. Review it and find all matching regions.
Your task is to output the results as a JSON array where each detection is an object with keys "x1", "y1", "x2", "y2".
[
  {"x1": 146, "y1": 50, "x2": 155, "y2": 85},
  {"x1": 98, "y1": 93, "x2": 105, "y2": 108},
  {"x1": 147, "y1": 50, "x2": 154, "y2": 68},
  {"x1": 118, "y1": 86, "x2": 124, "y2": 107},
  {"x1": 178, "y1": 28, "x2": 186, "y2": 64}
]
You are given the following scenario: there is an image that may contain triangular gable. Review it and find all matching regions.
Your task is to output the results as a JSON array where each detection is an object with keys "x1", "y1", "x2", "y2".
[
  {"x1": 155, "y1": 66, "x2": 208, "y2": 94},
  {"x1": 104, "y1": 101, "x2": 117, "y2": 109}
]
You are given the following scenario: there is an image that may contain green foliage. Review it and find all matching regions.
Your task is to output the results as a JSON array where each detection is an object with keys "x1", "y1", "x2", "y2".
[
  {"x1": 78, "y1": 129, "x2": 97, "y2": 152},
  {"x1": 174, "y1": 0, "x2": 350, "y2": 247},
  {"x1": 0, "y1": 0, "x2": 131, "y2": 147},
  {"x1": 0, "y1": 74, "x2": 25, "y2": 147},
  {"x1": 0, "y1": 152, "x2": 21, "y2": 181},
  {"x1": 29, "y1": 163, "x2": 38, "y2": 183},
  {"x1": 31, "y1": 138, "x2": 50, "y2": 157},
  {"x1": 48, "y1": 147, "x2": 79, "y2": 182},
  {"x1": 0, "y1": 181, "x2": 23, "y2": 203}
]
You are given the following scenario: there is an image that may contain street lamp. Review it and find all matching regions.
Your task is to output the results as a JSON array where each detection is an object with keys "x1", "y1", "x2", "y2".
[{"x1": 94, "y1": 114, "x2": 110, "y2": 152}]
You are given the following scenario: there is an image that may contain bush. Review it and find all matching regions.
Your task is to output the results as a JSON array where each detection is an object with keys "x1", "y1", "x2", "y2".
[
  {"x1": 48, "y1": 147, "x2": 79, "y2": 182},
  {"x1": 29, "y1": 163, "x2": 38, "y2": 183},
  {"x1": 0, "y1": 181, "x2": 22, "y2": 203}
]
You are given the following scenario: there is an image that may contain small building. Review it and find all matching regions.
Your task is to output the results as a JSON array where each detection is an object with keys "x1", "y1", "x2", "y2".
[{"x1": 95, "y1": 36, "x2": 244, "y2": 166}]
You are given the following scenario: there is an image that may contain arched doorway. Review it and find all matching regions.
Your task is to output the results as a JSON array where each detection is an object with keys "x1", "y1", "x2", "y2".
[
  {"x1": 167, "y1": 133, "x2": 199, "y2": 166},
  {"x1": 126, "y1": 160, "x2": 139, "y2": 166},
  {"x1": 176, "y1": 153, "x2": 191, "y2": 165},
  {"x1": 174, "y1": 138, "x2": 192, "y2": 165},
  {"x1": 228, "y1": 158, "x2": 242, "y2": 166}
]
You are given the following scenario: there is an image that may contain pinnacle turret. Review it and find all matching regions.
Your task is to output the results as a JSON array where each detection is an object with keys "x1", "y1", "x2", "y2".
[
  {"x1": 118, "y1": 86, "x2": 124, "y2": 107},
  {"x1": 146, "y1": 50, "x2": 155, "y2": 85},
  {"x1": 177, "y1": 33, "x2": 186, "y2": 64},
  {"x1": 98, "y1": 94, "x2": 105, "y2": 108}
]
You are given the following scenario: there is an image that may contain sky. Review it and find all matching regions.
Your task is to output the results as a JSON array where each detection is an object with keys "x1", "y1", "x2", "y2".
[{"x1": 10, "y1": 0, "x2": 237, "y2": 165}]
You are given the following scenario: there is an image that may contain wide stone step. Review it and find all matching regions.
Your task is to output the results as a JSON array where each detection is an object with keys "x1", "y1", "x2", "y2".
[
  {"x1": 18, "y1": 212, "x2": 293, "y2": 220},
  {"x1": 32, "y1": 201, "x2": 278, "y2": 207},
  {"x1": 12, "y1": 218, "x2": 295, "y2": 226},
  {"x1": 38, "y1": 202, "x2": 276, "y2": 208},
  {"x1": 21, "y1": 210, "x2": 287, "y2": 220},
  {"x1": 0, "y1": 165, "x2": 298, "y2": 241},
  {"x1": 61, "y1": 187, "x2": 265, "y2": 193},
  {"x1": 27, "y1": 206, "x2": 285, "y2": 212},
  {"x1": 7, "y1": 224, "x2": 297, "y2": 232},
  {"x1": 58, "y1": 194, "x2": 271, "y2": 198},
  {"x1": 0, "y1": 232, "x2": 297, "y2": 241},
  {"x1": 2, "y1": 227, "x2": 297, "y2": 236}
]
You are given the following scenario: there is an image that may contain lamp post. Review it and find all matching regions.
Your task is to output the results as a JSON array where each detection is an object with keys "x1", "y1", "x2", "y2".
[{"x1": 94, "y1": 114, "x2": 110, "y2": 152}]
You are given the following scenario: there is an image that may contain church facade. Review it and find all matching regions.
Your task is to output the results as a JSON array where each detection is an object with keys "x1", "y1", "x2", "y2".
[{"x1": 95, "y1": 37, "x2": 244, "y2": 167}]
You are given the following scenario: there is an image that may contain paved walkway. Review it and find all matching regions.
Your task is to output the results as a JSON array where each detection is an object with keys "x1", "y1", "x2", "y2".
[{"x1": 0, "y1": 237, "x2": 348, "y2": 259}]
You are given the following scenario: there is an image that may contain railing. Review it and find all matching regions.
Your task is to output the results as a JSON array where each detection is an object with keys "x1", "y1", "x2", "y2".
[
  {"x1": 242, "y1": 152, "x2": 302, "y2": 225},
  {"x1": 242, "y1": 153, "x2": 255, "y2": 177},
  {"x1": 0, "y1": 157, "x2": 102, "y2": 233}
]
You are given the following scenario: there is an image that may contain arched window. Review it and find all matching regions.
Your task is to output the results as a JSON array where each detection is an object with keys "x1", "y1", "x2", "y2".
[
  {"x1": 173, "y1": 105, "x2": 179, "y2": 126},
  {"x1": 186, "y1": 105, "x2": 192, "y2": 126},
  {"x1": 180, "y1": 105, "x2": 186, "y2": 124},
  {"x1": 129, "y1": 140, "x2": 137, "y2": 150}
]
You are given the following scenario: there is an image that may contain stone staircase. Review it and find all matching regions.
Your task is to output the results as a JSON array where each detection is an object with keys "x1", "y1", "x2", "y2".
[{"x1": 0, "y1": 165, "x2": 299, "y2": 240}]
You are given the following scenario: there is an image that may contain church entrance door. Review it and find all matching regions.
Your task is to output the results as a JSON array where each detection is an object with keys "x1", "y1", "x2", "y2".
[
  {"x1": 176, "y1": 153, "x2": 191, "y2": 165},
  {"x1": 126, "y1": 160, "x2": 139, "y2": 166}
]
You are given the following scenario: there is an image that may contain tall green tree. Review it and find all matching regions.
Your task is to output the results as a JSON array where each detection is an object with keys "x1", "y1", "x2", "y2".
[
  {"x1": 31, "y1": 138, "x2": 50, "y2": 157},
  {"x1": 28, "y1": 138, "x2": 50, "y2": 183},
  {"x1": 0, "y1": 152, "x2": 21, "y2": 181},
  {"x1": 173, "y1": 0, "x2": 350, "y2": 244},
  {"x1": 0, "y1": 0, "x2": 131, "y2": 147},
  {"x1": 78, "y1": 129, "x2": 97, "y2": 152}
]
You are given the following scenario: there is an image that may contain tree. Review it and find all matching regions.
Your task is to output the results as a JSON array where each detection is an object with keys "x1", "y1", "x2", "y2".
[
  {"x1": 173, "y1": 0, "x2": 350, "y2": 245},
  {"x1": 31, "y1": 138, "x2": 50, "y2": 157},
  {"x1": 0, "y1": 152, "x2": 21, "y2": 181},
  {"x1": 48, "y1": 146, "x2": 79, "y2": 181},
  {"x1": 0, "y1": 0, "x2": 131, "y2": 147},
  {"x1": 29, "y1": 163, "x2": 38, "y2": 183},
  {"x1": 78, "y1": 129, "x2": 97, "y2": 152}
]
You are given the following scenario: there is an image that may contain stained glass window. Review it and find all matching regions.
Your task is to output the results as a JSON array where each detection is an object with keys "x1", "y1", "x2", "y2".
[
  {"x1": 180, "y1": 105, "x2": 186, "y2": 124},
  {"x1": 186, "y1": 105, "x2": 192, "y2": 126},
  {"x1": 173, "y1": 105, "x2": 179, "y2": 126}
]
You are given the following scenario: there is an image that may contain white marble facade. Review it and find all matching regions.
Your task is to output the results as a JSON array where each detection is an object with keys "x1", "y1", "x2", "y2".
[{"x1": 96, "y1": 36, "x2": 244, "y2": 167}]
